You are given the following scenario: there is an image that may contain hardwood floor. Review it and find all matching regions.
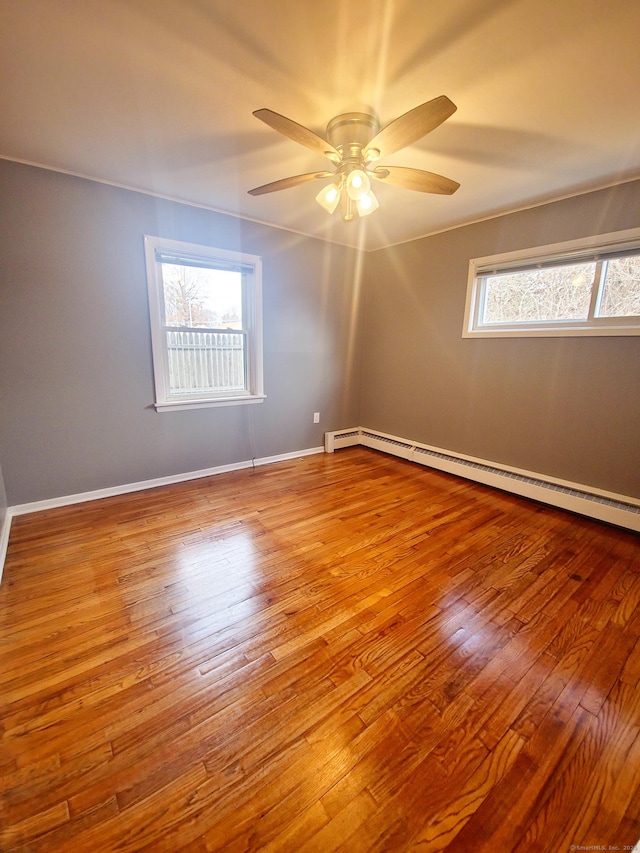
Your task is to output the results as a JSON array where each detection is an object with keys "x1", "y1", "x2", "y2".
[{"x1": 1, "y1": 447, "x2": 639, "y2": 852}]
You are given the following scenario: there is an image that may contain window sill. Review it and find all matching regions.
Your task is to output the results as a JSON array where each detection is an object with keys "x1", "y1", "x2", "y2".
[
  {"x1": 155, "y1": 395, "x2": 266, "y2": 412},
  {"x1": 463, "y1": 324, "x2": 640, "y2": 338}
]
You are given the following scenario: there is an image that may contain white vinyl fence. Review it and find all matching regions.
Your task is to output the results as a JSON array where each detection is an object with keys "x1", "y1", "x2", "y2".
[{"x1": 166, "y1": 329, "x2": 246, "y2": 393}]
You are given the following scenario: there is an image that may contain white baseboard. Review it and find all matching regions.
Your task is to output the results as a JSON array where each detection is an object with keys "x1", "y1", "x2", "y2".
[
  {"x1": 0, "y1": 445, "x2": 324, "y2": 584},
  {"x1": 325, "y1": 427, "x2": 640, "y2": 533},
  {"x1": 3, "y1": 430, "x2": 637, "y2": 583},
  {"x1": 8, "y1": 446, "x2": 324, "y2": 519},
  {"x1": 0, "y1": 510, "x2": 12, "y2": 584}
]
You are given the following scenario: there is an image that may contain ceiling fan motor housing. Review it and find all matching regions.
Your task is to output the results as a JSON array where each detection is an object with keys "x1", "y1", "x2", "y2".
[{"x1": 326, "y1": 113, "x2": 380, "y2": 156}]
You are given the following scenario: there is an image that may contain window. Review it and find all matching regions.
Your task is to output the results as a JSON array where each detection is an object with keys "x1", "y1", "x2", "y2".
[
  {"x1": 463, "y1": 227, "x2": 640, "y2": 337},
  {"x1": 144, "y1": 236, "x2": 264, "y2": 411}
]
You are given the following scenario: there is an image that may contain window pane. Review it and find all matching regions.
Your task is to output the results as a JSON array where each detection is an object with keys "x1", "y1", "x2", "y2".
[
  {"x1": 166, "y1": 329, "x2": 246, "y2": 395},
  {"x1": 160, "y1": 263, "x2": 242, "y2": 329},
  {"x1": 482, "y1": 263, "x2": 595, "y2": 324},
  {"x1": 482, "y1": 263, "x2": 595, "y2": 323},
  {"x1": 160, "y1": 263, "x2": 245, "y2": 395},
  {"x1": 597, "y1": 256, "x2": 640, "y2": 317}
]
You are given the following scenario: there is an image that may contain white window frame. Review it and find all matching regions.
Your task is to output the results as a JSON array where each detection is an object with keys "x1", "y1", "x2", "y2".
[
  {"x1": 463, "y1": 227, "x2": 640, "y2": 338},
  {"x1": 144, "y1": 235, "x2": 265, "y2": 411}
]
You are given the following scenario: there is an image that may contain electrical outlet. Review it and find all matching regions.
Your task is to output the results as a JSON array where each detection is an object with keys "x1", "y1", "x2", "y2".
[{"x1": 313, "y1": 412, "x2": 320, "y2": 423}]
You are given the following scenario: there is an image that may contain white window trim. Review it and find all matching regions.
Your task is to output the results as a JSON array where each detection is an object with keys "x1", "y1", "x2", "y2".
[
  {"x1": 144, "y1": 235, "x2": 265, "y2": 411},
  {"x1": 463, "y1": 226, "x2": 640, "y2": 338}
]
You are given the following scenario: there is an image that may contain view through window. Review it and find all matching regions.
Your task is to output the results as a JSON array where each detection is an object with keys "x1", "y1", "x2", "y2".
[
  {"x1": 482, "y1": 257, "x2": 640, "y2": 325},
  {"x1": 161, "y1": 262, "x2": 245, "y2": 396}
]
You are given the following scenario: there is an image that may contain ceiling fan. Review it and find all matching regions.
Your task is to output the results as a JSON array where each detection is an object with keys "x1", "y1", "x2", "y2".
[{"x1": 247, "y1": 96, "x2": 460, "y2": 221}]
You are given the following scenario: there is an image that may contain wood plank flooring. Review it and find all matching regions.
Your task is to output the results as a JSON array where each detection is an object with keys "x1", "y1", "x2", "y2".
[{"x1": 1, "y1": 447, "x2": 639, "y2": 852}]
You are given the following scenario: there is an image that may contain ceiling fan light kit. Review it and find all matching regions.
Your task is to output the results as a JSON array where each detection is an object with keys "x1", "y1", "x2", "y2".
[
  {"x1": 356, "y1": 189, "x2": 379, "y2": 217},
  {"x1": 315, "y1": 181, "x2": 341, "y2": 214},
  {"x1": 315, "y1": 162, "x2": 379, "y2": 220},
  {"x1": 345, "y1": 168, "x2": 370, "y2": 200},
  {"x1": 248, "y1": 96, "x2": 460, "y2": 222}
]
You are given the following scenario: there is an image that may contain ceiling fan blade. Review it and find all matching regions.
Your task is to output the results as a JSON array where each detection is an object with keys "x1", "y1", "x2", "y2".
[
  {"x1": 253, "y1": 109, "x2": 340, "y2": 162},
  {"x1": 364, "y1": 96, "x2": 457, "y2": 160},
  {"x1": 371, "y1": 166, "x2": 460, "y2": 195},
  {"x1": 248, "y1": 171, "x2": 333, "y2": 196}
]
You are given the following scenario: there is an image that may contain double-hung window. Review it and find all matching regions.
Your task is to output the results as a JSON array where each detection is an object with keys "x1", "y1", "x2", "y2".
[
  {"x1": 463, "y1": 227, "x2": 640, "y2": 337},
  {"x1": 144, "y1": 236, "x2": 264, "y2": 411}
]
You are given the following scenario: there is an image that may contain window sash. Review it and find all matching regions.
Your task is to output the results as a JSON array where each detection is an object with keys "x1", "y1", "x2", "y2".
[{"x1": 163, "y1": 327, "x2": 248, "y2": 398}]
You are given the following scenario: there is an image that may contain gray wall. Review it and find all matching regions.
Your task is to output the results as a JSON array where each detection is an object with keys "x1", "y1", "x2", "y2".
[
  {"x1": 0, "y1": 161, "x2": 364, "y2": 505},
  {"x1": 360, "y1": 180, "x2": 640, "y2": 498},
  {"x1": 2, "y1": 159, "x2": 639, "y2": 506}
]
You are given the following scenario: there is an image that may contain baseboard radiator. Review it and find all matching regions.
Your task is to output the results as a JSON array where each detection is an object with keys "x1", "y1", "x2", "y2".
[{"x1": 325, "y1": 427, "x2": 640, "y2": 533}]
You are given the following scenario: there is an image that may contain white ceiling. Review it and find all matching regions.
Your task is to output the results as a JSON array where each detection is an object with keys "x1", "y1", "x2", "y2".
[{"x1": 1, "y1": 0, "x2": 639, "y2": 251}]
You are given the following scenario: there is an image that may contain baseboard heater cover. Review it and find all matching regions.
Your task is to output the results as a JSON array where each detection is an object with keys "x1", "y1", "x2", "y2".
[{"x1": 325, "y1": 427, "x2": 640, "y2": 533}]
